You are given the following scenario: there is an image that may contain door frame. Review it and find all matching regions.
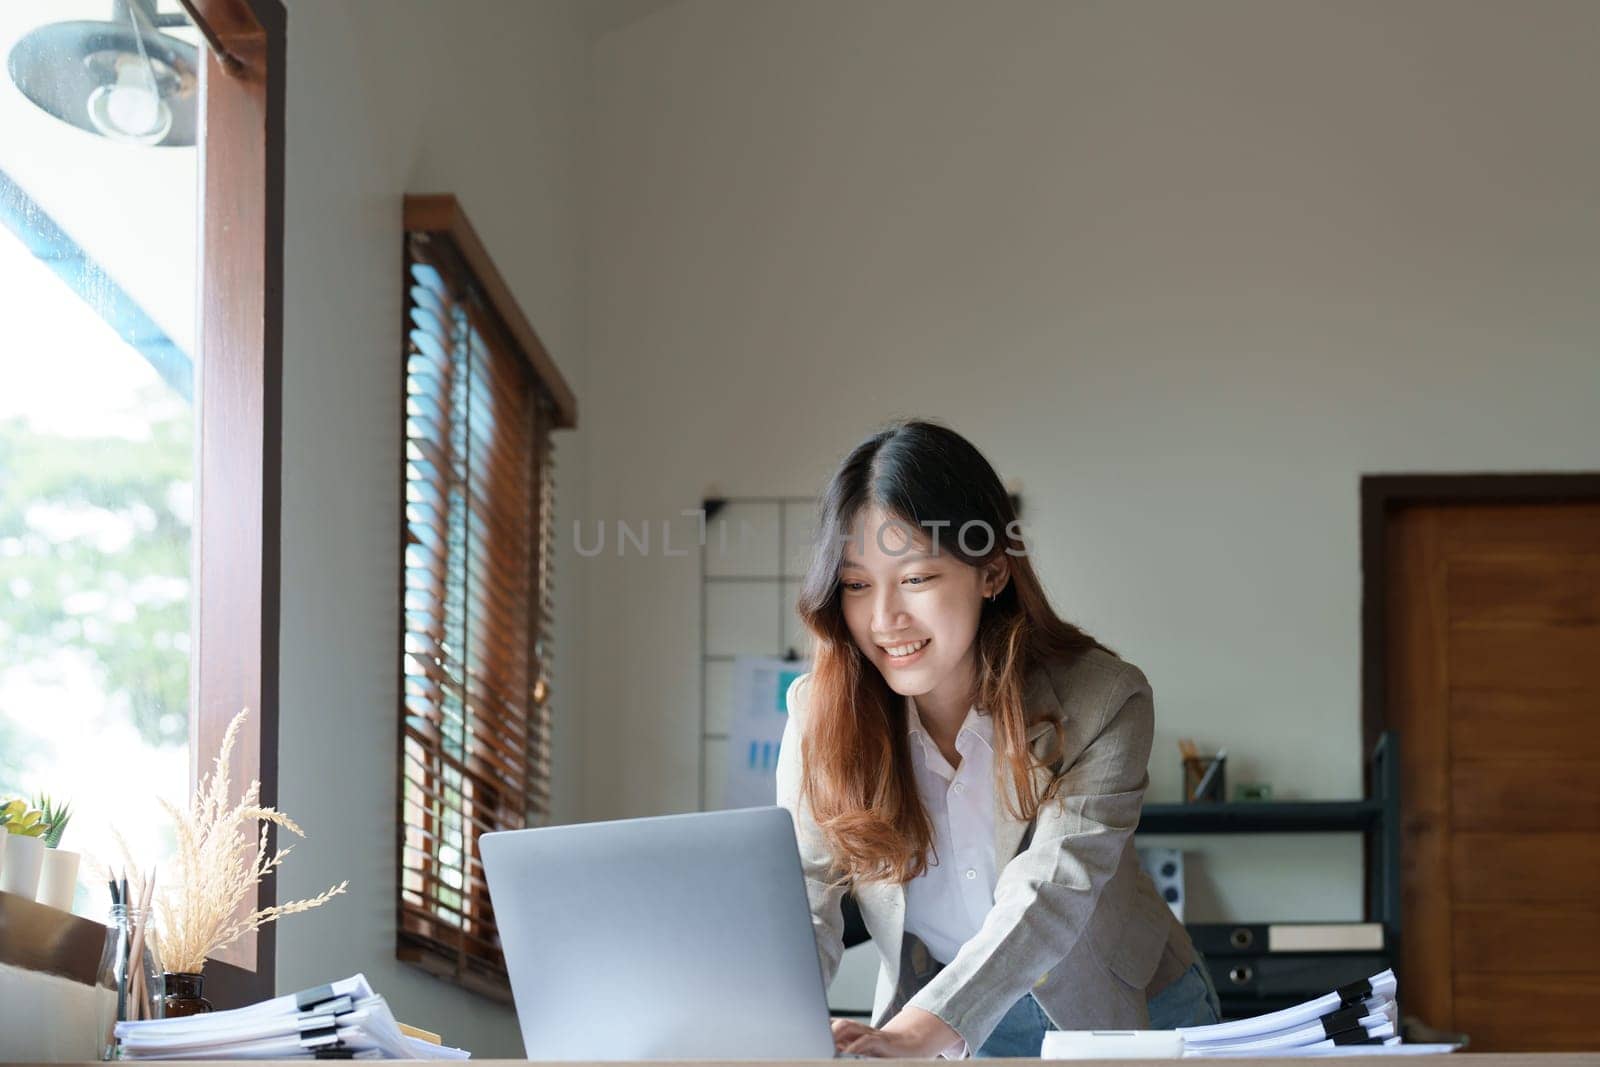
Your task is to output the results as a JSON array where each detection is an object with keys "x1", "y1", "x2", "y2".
[{"x1": 1361, "y1": 471, "x2": 1600, "y2": 1037}]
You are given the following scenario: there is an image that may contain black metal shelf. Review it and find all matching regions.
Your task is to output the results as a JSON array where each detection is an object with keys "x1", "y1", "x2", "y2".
[
  {"x1": 1134, "y1": 732, "x2": 1398, "y2": 935},
  {"x1": 1137, "y1": 800, "x2": 1384, "y2": 834},
  {"x1": 1133, "y1": 731, "x2": 1402, "y2": 1021}
]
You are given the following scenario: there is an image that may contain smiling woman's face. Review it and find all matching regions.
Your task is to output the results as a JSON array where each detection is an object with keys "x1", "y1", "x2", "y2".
[{"x1": 836, "y1": 505, "x2": 1000, "y2": 703}]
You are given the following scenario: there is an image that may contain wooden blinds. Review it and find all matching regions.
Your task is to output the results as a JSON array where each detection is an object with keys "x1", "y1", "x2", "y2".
[{"x1": 398, "y1": 196, "x2": 574, "y2": 1000}]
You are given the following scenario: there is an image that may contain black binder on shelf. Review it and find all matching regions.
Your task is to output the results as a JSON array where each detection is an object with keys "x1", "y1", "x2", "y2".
[
  {"x1": 1206, "y1": 953, "x2": 1393, "y2": 1002},
  {"x1": 1135, "y1": 733, "x2": 1401, "y2": 1019},
  {"x1": 1190, "y1": 922, "x2": 1387, "y2": 957}
]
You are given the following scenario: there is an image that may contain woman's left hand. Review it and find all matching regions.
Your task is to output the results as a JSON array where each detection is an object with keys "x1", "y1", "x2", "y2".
[{"x1": 831, "y1": 1007, "x2": 964, "y2": 1058}]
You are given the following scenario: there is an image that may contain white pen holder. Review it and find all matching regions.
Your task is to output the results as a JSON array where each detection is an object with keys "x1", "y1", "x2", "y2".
[
  {"x1": 0, "y1": 833, "x2": 45, "y2": 898},
  {"x1": 37, "y1": 847, "x2": 81, "y2": 911}
]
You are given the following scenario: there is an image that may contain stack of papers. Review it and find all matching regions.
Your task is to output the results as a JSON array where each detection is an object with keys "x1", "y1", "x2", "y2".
[
  {"x1": 1042, "y1": 969, "x2": 1462, "y2": 1060},
  {"x1": 112, "y1": 974, "x2": 471, "y2": 1060},
  {"x1": 1176, "y1": 969, "x2": 1458, "y2": 1057}
]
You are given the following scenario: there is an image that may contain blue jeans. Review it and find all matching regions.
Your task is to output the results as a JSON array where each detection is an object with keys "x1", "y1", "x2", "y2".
[
  {"x1": 1147, "y1": 959, "x2": 1223, "y2": 1029},
  {"x1": 974, "y1": 962, "x2": 1222, "y2": 1057},
  {"x1": 974, "y1": 991, "x2": 1054, "y2": 1058}
]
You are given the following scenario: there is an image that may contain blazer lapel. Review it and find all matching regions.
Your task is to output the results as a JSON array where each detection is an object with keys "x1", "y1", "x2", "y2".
[{"x1": 994, "y1": 662, "x2": 1066, "y2": 865}]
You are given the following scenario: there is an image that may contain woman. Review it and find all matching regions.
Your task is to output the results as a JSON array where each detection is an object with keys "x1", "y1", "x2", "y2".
[{"x1": 774, "y1": 419, "x2": 1220, "y2": 1058}]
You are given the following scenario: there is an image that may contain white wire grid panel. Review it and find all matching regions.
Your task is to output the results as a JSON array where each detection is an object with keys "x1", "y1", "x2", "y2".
[{"x1": 700, "y1": 496, "x2": 817, "y2": 809}]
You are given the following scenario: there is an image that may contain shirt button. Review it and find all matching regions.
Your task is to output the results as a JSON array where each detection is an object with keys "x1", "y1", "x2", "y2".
[
  {"x1": 953, "y1": 781, "x2": 966, "y2": 795},
  {"x1": 965, "y1": 868, "x2": 977, "y2": 880}
]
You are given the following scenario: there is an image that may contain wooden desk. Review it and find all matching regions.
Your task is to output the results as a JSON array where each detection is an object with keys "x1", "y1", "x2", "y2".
[{"x1": 10, "y1": 1057, "x2": 1598, "y2": 1066}]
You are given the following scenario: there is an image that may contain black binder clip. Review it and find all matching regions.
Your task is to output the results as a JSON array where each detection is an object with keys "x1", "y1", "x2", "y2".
[
  {"x1": 1318, "y1": 1004, "x2": 1365, "y2": 1039},
  {"x1": 1335, "y1": 977, "x2": 1374, "y2": 1006},
  {"x1": 1331, "y1": 1032, "x2": 1383, "y2": 1046},
  {"x1": 295, "y1": 984, "x2": 352, "y2": 1012},
  {"x1": 293, "y1": 982, "x2": 355, "y2": 1058},
  {"x1": 298, "y1": 1014, "x2": 346, "y2": 1057}
]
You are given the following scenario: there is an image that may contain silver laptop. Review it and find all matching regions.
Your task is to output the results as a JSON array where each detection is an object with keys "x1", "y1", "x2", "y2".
[{"x1": 480, "y1": 806, "x2": 839, "y2": 1060}]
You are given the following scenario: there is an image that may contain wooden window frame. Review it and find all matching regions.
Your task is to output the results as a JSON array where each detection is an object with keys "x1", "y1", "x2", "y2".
[
  {"x1": 181, "y1": 0, "x2": 286, "y2": 1009},
  {"x1": 397, "y1": 194, "x2": 576, "y2": 1000}
]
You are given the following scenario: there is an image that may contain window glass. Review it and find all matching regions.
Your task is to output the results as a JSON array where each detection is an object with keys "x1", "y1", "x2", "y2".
[{"x1": 0, "y1": 0, "x2": 200, "y2": 914}]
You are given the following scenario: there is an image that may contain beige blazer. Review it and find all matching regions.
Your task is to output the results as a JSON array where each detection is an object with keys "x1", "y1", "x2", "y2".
[{"x1": 775, "y1": 647, "x2": 1194, "y2": 1053}]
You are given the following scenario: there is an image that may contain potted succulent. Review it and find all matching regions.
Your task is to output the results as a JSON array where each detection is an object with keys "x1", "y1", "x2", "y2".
[
  {"x1": 33, "y1": 793, "x2": 79, "y2": 910},
  {"x1": 0, "y1": 798, "x2": 52, "y2": 898}
]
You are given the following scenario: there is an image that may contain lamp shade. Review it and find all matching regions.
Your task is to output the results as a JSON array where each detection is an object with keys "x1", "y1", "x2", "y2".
[{"x1": 7, "y1": 12, "x2": 198, "y2": 146}]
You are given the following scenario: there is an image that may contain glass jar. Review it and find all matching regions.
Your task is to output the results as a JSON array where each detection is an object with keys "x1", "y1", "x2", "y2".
[
  {"x1": 162, "y1": 970, "x2": 213, "y2": 1017},
  {"x1": 96, "y1": 904, "x2": 165, "y2": 1059}
]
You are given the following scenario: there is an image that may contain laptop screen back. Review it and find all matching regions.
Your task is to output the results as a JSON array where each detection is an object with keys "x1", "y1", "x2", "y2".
[{"x1": 480, "y1": 806, "x2": 837, "y2": 1060}]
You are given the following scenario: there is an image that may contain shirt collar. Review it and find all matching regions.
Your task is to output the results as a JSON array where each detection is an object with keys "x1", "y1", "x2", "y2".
[{"x1": 905, "y1": 695, "x2": 995, "y2": 761}]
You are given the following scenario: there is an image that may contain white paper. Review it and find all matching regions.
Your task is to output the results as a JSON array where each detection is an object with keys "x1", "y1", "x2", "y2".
[
  {"x1": 1183, "y1": 997, "x2": 1393, "y2": 1050},
  {"x1": 1191, "y1": 1038, "x2": 1463, "y2": 1057},
  {"x1": 722, "y1": 655, "x2": 808, "y2": 809},
  {"x1": 1176, "y1": 970, "x2": 1397, "y2": 1044},
  {"x1": 113, "y1": 975, "x2": 470, "y2": 1060},
  {"x1": 1185, "y1": 1021, "x2": 1396, "y2": 1057}
]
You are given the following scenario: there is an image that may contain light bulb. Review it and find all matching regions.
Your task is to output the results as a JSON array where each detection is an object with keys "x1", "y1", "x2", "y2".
[{"x1": 86, "y1": 51, "x2": 172, "y2": 144}]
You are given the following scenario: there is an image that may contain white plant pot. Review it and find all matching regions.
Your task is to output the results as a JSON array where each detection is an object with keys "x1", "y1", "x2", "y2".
[
  {"x1": 36, "y1": 847, "x2": 81, "y2": 910},
  {"x1": 0, "y1": 834, "x2": 45, "y2": 898},
  {"x1": 0, "y1": 831, "x2": 7, "y2": 880}
]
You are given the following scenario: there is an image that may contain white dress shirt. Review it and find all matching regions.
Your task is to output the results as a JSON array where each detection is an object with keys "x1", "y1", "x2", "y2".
[
  {"x1": 901, "y1": 698, "x2": 999, "y2": 1059},
  {"x1": 902, "y1": 697, "x2": 999, "y2": 967}
]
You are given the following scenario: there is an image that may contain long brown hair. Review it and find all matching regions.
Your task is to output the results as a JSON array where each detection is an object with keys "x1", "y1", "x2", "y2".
[{"x1": 795, "y1": 418, "x2": 1115, "y2": 885}]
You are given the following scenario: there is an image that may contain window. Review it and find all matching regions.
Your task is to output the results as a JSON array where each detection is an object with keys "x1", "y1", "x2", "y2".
[
  {"x1": 0, "y1": 0, "x2": 200, "y2": 907},
  {"x1": 398, "y1": 195, "x2": 575, "y2": 1000},
  {"x1": 0, "y1": 0, "x2": 284, "y2": 1008}
]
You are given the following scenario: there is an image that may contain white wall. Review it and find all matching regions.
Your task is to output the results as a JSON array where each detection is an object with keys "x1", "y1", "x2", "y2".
[
  {"x1": 583, "y1": 0, "x2": 1600, "y2": 923},
  {"x1": 274, "y1": 1, "x2": 590, "y2": 1056},
  {"x1": 268, "y1": 0, "x2": 1600, "y2": 1046}
]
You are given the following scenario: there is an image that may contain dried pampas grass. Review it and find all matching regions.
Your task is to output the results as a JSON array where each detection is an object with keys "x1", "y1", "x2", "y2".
[{"x1": 155, "y1": 707, "x2": 348, "y2": 972}]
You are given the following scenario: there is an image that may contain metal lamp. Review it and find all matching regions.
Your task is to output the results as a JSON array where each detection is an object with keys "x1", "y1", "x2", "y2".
[{"x1": 7, "y1": 0, "x2": 198, "y2": 146}]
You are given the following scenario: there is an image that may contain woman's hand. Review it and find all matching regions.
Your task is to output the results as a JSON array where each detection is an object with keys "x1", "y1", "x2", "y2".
[{"x1": 831, "y1": 1007, "x2": 964, "y2": 1058}]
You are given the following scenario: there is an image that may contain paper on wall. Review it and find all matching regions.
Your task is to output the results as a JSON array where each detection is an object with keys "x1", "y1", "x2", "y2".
[{"x1": 721, "y1": 655, "x2": 807, "y2": 809}]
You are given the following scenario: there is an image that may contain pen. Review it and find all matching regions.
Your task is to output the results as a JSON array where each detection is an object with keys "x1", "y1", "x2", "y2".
[{"x1": 1192, "y1": 748, "x2": 1227, "y2": 802}]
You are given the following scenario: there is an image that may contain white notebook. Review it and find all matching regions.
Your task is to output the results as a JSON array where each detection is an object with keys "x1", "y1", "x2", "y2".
[{"x1": 1042, "y1": 1030, "x2": 1185, "y2": 1059}]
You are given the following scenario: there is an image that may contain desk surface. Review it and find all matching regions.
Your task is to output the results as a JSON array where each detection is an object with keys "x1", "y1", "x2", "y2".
[{"x1": 15, "y1": 1056, "x2": 1598, "y2": 1066}]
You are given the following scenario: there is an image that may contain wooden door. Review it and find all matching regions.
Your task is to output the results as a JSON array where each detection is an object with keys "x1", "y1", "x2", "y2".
[{"x1": 1388, "y1": 502, "x2": 1600, "y2": 1051}]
